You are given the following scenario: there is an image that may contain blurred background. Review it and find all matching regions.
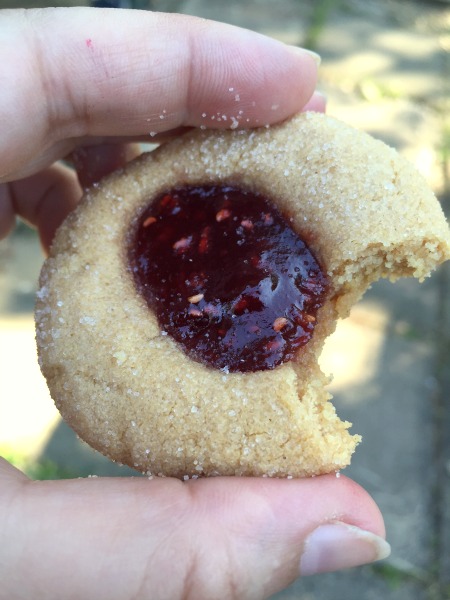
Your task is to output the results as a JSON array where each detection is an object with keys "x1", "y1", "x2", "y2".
[{"x1": 1, "y1": 1, "x2": 450, "y2": 598}]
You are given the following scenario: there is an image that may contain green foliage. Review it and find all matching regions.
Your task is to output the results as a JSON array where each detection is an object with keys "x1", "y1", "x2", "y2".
[
  {"x1": 371, "y1": 561, "x2": 432, "y2": 590},
  {"x1": 303, "y1": 0, "x2": 340, "y2": 50},
  {"x1": 1, "y1": 446, "x2": 75, "y2": 480}
]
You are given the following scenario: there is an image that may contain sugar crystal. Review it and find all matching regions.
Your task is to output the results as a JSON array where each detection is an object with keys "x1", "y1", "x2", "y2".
[{"x1": 79, "y1": 316, "x2": 96, "y2": 326}]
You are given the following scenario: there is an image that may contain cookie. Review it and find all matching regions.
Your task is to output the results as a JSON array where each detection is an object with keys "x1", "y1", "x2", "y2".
[{"x1": 35, "y1": 112, "x2": 450, "y2": 478}]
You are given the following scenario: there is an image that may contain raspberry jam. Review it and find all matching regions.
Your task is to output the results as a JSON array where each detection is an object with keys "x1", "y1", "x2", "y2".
[{"x1": 129, "y1": 185, "x2": 328, "y2": 372}]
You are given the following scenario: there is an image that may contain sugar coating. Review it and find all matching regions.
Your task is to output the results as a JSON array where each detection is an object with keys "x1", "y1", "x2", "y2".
[{"x1": 35, "y1": 112, "x2": 450, "y2": 479}]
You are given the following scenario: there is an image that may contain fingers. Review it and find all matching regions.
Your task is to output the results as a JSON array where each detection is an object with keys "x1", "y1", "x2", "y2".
[
  {"x1": 303, "y1": 90, "x2": 327, "y2": 113},
  {"x1": 1, "y1": 468, "x2": 389, "y2": 600},
  {"x1": 0, "y1": 456, "x2": 29, "y2": 483},
  {"x1": 2, "y1": 143, "x2": 141, "y2": 252},
  {"x1": 0, "y1": 8, "x2": 319, "y2": 180},
  {"x1": 0, "y1": 183, "x2": 16, "y2": 239},
  {"x1": 6, "y1": 163, "x2": 81, "y2": 252},
  {"x1": 1, "y1": 7, "x2": 322, "y2": 244},
  {"x1": 71, "y1": 142, "x2": 142, "y2": 188},
  {"x1": 38, "y1": 9, "x2": 318, "y2": 133}
]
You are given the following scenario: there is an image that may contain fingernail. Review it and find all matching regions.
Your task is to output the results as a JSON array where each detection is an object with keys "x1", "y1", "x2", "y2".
[
  {"x1": 300, "y1": 522, "x2": 391, "y2": 576},
  {"x1": 312, "y1": 90, "x2": 327, "y2": 102},
  {"x1": 287, "y1": 46, "x2": 321, "y2": 67}
]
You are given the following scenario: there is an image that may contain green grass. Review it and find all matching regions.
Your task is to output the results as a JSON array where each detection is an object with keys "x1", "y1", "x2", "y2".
[
  {"x1": 357, "y1": 78, "x2": 404, "y2": 102},
  {"x1": 302, "y1": 0, "x2": 340, "y2": 50},
  {"x1": 371, "y1": 561, "x2": 431, "y2": 590},
  {"x1": 1, "y1": 446, "x2": 75, "y2": 480}
]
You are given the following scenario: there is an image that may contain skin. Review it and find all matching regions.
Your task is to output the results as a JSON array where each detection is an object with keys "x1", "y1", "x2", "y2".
[{"x1": 0, "y1": 8, "x2": 387, "y2": 600}]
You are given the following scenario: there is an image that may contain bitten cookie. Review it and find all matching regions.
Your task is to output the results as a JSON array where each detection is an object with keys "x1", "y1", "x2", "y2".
[{"x1": 35, "y1": 112, "x2": 450, "y2": 478}]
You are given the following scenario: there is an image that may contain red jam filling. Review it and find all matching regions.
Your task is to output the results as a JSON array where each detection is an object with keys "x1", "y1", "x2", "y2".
[{"x1": 129, "y1": 185, "x2": 328, "y2": 372}]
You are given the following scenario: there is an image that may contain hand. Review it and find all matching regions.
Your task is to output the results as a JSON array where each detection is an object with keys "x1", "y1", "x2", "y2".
[
  {"x1": 0, "y1": 8, "x2": 389, "y2": 600},
  {"x1": 0, "y1": 6, "x2": 323, "y2": 251}
]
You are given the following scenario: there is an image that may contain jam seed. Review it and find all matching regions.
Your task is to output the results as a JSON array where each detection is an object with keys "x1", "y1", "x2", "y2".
[
  {"x1": 188, "y1": 307, "x2": 203, "y2": 317},
  {"x1": 143, "y1": 216, "x2": 157, "y2": 227},
  {"x1": 198, "y1": 237, "x2": 208, "y2": 254},
  {"x1": 216, "y1": 208, "x2": 232, "y2": 222},
  {"x1": 199, "y1": 226, "x2": 211, "y2": 253},
  {"x1": 188, "y1": 293, "x2": 204, "y2": 304},
  {"x1": 161, "y1": 194, "x2": 176, "y2": 208},
  {"x1": 273, "y1": 317, "x2": 288, "y2": 331},
  {"x1": 233, "y1": 297, "x2": 248, "y2": 315},
  {"x1": 266, "y1": 339, "x2": 282, "y2": 351},
  {"x1": 173, "y1": 236, "x2": 192, "y2": 253},
  {"x1": 185, "y1": 272, "x2": 206, "y2": 288},
  {"x1": 204, "y1": 303, "x2": 221, "y2": 317},
  {"x1": 241, "y1": 219, "x2": 253, "y2": 230},
  {"x1": 304, "y1": 314, "x2": 316, "y2": 323},
  {"x1": 249, "y1": 324, "x2": 261, "y2": 334}
]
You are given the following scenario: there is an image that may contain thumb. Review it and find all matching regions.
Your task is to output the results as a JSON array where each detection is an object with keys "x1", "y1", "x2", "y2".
[
  {"x1": 1, "y1": 7, "x2": 320, "y2": 181},
  {"x1": 2, "y1": 464, "x2": 389, "y2": 600},
  {"x1": 188, "y1": 475, "x2": 390, "y2": 597}
]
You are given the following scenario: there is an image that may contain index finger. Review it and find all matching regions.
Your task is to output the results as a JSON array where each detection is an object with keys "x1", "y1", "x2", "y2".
[{"x1": 1, "y1": 7, "x2": 319, "y2": 180}]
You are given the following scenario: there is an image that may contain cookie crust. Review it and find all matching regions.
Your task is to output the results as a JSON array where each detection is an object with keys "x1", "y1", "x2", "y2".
[{"x1": 36, "y1": 112, "x2": 450, "y2": 478}]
